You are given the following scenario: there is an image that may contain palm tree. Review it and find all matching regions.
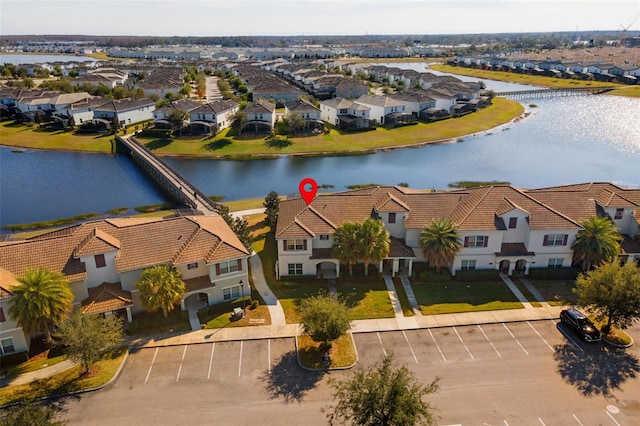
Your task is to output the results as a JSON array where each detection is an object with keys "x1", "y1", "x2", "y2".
[
  {"x1": 419, "y1": 218, "x2": 462, "y2": 273},
  {"x1": 136, "y1": 264, "x2": 186, "y2": 318},
  {"x1": 8, "y1": 267, "x2": 73, "y2": 343},
  {"x1": 333, "y1": 221, "x2": 361, "y2": 277},
  {"x1": 359, "y1": 218, "x2": 390, "y2": 276},
  {"x1": 572, "y1": 216, "x2": 622, "y2": 270}
]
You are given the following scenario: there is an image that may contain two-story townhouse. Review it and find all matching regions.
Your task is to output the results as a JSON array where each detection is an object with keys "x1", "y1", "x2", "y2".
[
  {"x1": 188, "y1": 99, "x2": 239, "y2": 135},
  {"x1": 153, "y1": 99, "x2": 201, "y2": 131},
  {"x1": 0, "y1": 269, "x2": 29, "y2": 355},
  {"x1": 319, "y1": 97, "x2": 371, "y2": 131},
  {"x1": 0, "y1": 215, "x2": 251, "y2": 356},
  {"x1": 93, "y1": 97, "x2": 155, "y2": 128},
  {"x1": 354, "y1": 95, "x2": 407, "y2": 125},
  {"x1": 275, "y1": 182, "x2": 640, "y2": 281},
  {"x1": 242, "y1": 98, "x2": 276, "y2": 134},
  {"x1": 284, "y1": 98, "x2": 323, "y2": 133}
]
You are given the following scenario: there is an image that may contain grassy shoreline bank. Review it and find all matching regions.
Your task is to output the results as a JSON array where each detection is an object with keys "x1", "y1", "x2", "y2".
[{"x1": 1, "y1": 97, "x2": 524, "y2": 159}]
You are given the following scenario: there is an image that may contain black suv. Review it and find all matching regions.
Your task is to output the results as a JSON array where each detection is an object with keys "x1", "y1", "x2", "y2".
[{"x1": 560, "y1": 308, "x2": 601, "y2": 342}]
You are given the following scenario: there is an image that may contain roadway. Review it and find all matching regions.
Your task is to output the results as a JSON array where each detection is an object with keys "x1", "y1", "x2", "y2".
[{"x1": 59, "y1": 321, "x2": 640, "y2": 425}]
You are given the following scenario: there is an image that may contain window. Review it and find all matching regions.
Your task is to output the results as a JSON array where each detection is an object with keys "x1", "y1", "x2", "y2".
[
  {"x1": 217, "y1": 259, "x2": 242, "y2": 275},
  {"x1": 319, "y1": 234, "x2": 330, "y2": 240},
  {"x1": 543, "y1": 234, "x2": 567, "y2": 246},
  {"x1": 615, "y1": 208, "x2": 624, "y2": 219},
  {"x1": 464, "y1": 235, "x2": 488, "y2": 248},
  {"x1": 94, "y1": 254, "x2": 106, "y2": 268},
  {"x1": 388, "y1": 213, "x2": 396, "y2": 224},
  {"x1": 288, "y1": 263, "x2": 303, "y2": 275},
  {"x1": 461, "y1": 260, "x2": 476, "y2": 271},
  {"x1": 508, "y1": 217, "x2": 517, "y2": 229},
  {"x1": 284, "y1": 239, "x2": 307, "y2": 251},
  {"x1": 187, "y1": 262, "x2": 198, "y2": 270},
  {"x1": 548, "y1": 258, "x2": 564, "y2": 268},
  {"x1": 1, "y1": 338, "x2": 15, "y2": 355},
  {"x1": 222, "y1": 286, "x2": 241, "y2": 301}
]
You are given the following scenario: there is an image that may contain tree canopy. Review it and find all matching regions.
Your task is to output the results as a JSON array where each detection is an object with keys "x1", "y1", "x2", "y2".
[
  {"x1": 299, "y1": 293, "x2": 351, "y2": 346},
  {"x1": 327, "y1": 353, "x2": 440, "y2": 426},
  {"x1": 136, "y1": 264, "x2": 186, "y2": 318},
  {"x1": 359, "y1": 218, "x2": 391, "y2": 276},
  {"x1": 263, "y1": 191, "x2": 280, "y2": 231},
  {"x1": 0, "y1": 400, "x2": 66, "y2": 426},
  {"x1": 574, "y1": 261, "x2": 640, "y2": 333},
  {"x1": 332, "y1": 221, "x2": 361, "y2": 276},
  {"x1": 8, "y1": 267, "x2": 73, "y2": 343},
  {"x1": 571, "y1": 216, "x2": 622, "y2": 270},
  {"x1": 55, "y1": 308, "x2": 124, "y2": 374},
  {"x1": 419, "y1": 218, "x2": 461, "y2": 273}
]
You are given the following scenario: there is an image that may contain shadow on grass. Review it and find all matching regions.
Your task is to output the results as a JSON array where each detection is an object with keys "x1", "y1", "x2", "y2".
[
  {"x1": 203, "y1": 137, "x2": 232, "y2": 151},
  {"x1": 265, "y1": 137, "x2": 292, "y2": 149},
  {"x1": 260, "y1": 351, "x2": 325, "y2": 403},
  {"x1": 144, "y1": 137, "x2": 173, "y2": 150},
  {"x1": 554, "y1": 338, "x2": 640, "y2": 397}
]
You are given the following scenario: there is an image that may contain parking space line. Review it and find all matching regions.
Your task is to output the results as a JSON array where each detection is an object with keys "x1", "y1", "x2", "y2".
[
  {"x1": 238, "y1": 340, "x2": 244, "y2": 377},
  {"x1": 402, "y1": 330, "x2": 418, "y2": 364},
  {"x1": 606, "y1": 411, "x2": 621, "y2": 426},
  {"x1": 428, "y1": 329, "x2": 447, "y2": 362},
  {"x1": 538, "y1": 417, "x2": 546, "y2": 425},
  {"x1": 207, "y1": 343, "x2": 215, "y2": 380},
  {"x1": 503, "y1": 323, "x2": 529, "y2": 355},
  {"x1": 477, "y1": 325, "x2": 501, "y2": 358},
  {"x1": 377, "y1": 332, "x2": 387, "y2": 356},
  {"x1": 268, "y1": 339, "x2": 271, "y2": 374},
  {"x1": 176, "y1": 345, "x2": 187, "y2": 382},
  {"x1": 453, "y1": 327, "x2": 474, "y2": 360},
  {"x1": 554, "y1": 320, "x2": 584, "y2": 351},
  {"x1": 572, "y1": 414, "x2": 584, "y2": 425},
  {"x1": 145, "y1": 347, "x2": 158, "y2": 384},
  {"x1": 527, "y1": 321, "x2": 555, "y2": 352}
]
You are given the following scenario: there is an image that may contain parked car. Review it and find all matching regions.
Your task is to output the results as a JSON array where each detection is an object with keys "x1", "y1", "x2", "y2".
[{"x1": 560, "y1": 308, "x2": 601, "y2": 342}]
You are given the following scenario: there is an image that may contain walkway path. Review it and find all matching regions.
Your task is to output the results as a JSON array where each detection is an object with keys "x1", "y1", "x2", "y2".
[
  {"x1": 383, "y1": 275, "x2": 404, "y2": 318},
  {"x1": 249, "y1": 253, "x2": 286, "y2": 326},
  {"x1": 399, "y1": 275, "x2": 422, "y2": 316}
]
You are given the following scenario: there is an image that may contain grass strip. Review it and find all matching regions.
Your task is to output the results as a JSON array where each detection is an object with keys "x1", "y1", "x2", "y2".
[
  {"x1": 510, "y1": 277, "x2": 543, "y2": 307},
  {"x1": 392, "y1": 276, "x2": 415, "y2": 316},
  {"x1": 297, "y1": 334, "x2": 357, "y2": 369}
]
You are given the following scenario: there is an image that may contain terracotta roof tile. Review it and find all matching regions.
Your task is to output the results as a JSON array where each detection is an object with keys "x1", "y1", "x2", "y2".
[
  {"x1": 75, "y1": 228, "x2": 121, "y2": 257},
  {"x1": 81, "y1": 282, "x2": 132, "y2": 315}
]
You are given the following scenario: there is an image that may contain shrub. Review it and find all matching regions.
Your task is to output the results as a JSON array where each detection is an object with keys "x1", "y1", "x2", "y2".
[
  {"x1": 197, "y1": 307, "x2": 208, "y2": 318},
  {"x1": 250, "y1": 299, "x2": 259, "y2": 310},
  {"x1": 127, "y1": 321, "x2": 140, "y2": 334},
  {"x1": 528, "y1": 267, "x2": 579, "y2": 280},
  {"x1": 180, "y1": 309, "x2": 190, "y2": 321},
  {"x1": 0, "y1": 351, "x2": 29, "y2": 367},
  {"x1": 454, "y1": 269, "x2": 501, "y2": 282}
]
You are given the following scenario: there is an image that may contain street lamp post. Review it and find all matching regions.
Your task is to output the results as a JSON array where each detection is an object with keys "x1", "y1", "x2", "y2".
[{"x1": 239, "y1": 280, "x2": 246, "y2": 313}]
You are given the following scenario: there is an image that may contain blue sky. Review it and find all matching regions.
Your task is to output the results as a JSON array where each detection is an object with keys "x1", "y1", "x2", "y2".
[{"x1": 2, "y1": 0, "x2": 639, "y2": 36}]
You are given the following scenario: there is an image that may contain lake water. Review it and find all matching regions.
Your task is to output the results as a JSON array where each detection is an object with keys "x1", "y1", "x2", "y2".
[
  {"x1": 0, "y1": 53, "x2": 96, "y2": 65},
  {"x1": 1, "y1": 65, "x2": 639, "y2": 229}
]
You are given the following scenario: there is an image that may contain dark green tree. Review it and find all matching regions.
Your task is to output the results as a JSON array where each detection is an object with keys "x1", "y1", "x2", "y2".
[
  {"x1": 574, "y1": 261, "x2": 640, "y2": 333},
  {"x1": 358, "y1": 218, "x2": 390, "y2": 276},
  {"x1": 419, "y1": 218, "x2": 462, "y2": 273},
  {"x1": 8, "y1": 267, "x2": 73, "y2": 343},
  {"x1": 54, "y1": 308, "x2": 124, "y2": 374},
  {"x1": 333, "y1": 221, "x2": 361, "y2": 276},
  {"x1": 300, "y1": 292, "x2": 351, "y2": 347},
  {"x1": 571, "y1": 216, "x2": 622, "y2": 270},
  {"x1": 282, "y1": 112, "x2": 306, "y2": 135},
  {"x1": 327, "y1": 353, "x2": 440, "y2": 426},
  {"x1": 263, "y1": 191, "x2": 280, "y2": 231},
  {"x1": 167, "y1": 109, "x2": 189, "y2": 136},
  {"x1": 233, "y1": 216, "x2": 253, "y2": 252},
  {"x1": 136, "y1": 264, "x2": 185, "y2": 318}
]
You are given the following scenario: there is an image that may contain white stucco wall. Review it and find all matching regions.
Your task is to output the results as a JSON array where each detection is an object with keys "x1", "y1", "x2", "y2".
[{"x1": 81, "y1": 251, "x2": 120, "y2": 288}]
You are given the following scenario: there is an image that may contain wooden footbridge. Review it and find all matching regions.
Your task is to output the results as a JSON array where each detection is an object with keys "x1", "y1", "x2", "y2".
[
  {"x1": 495, "y1": 86, "x2": 617, "y2": 99},
  {"x1": 114, "y1": 135, "x2": 220, "y2": 215}
]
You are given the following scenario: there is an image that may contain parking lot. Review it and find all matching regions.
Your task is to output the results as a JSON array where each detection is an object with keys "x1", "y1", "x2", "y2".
[{"x1": 69, "y1": 320, "x2": 637, "y2": 425}]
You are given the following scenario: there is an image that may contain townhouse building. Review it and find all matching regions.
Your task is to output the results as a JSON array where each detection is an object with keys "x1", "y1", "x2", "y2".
[
  {"x1": 275, "y1": 182, "x2": 640, "y2": 280},
  {"x1": 0, "y1": 215, "x2": 251, "y2": 355}
]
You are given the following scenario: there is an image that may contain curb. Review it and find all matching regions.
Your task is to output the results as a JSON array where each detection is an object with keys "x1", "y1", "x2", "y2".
[
  {"x1": 295, "y1": 333, "x2": 359, "y2": 372},
  {"x1": 602, "y1": 334, "x2": 635, "y2": 349},
  {"x1": 0, "y1": 348, "x2": 129, "y2": 410}
]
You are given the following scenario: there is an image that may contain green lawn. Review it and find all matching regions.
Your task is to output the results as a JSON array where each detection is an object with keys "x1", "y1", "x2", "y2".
[
  {"x1": 127, "y1": 308, "x2": 191, "y2": 335},
  {"x1": 526, "y1": 279, "x2": 577, "y2": 306},
  {"x1": 199, "y1": 298, "x2": 271, "y2": 328},
  {"x1": 1, "y1": 98, "x2": 524, "y2": 158},
  {"x1": 510, "y1": 277, "x2": 543, "y2": 307},
  {"x1": 392, "y1": 276, "x2": 414, "y2": 316},
  {"x1": 412, "y1": 280, "x2": 524, "y2": 315}
]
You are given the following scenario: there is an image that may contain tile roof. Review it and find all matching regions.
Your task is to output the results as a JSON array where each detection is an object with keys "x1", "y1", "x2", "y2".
[
  {"x1": 0, "y1": 216, "x2": 249, "y2": 283},
  {"x1": 81, "y1": 282, "x2": 133, "y2": 315},
  {"x1": 0, "y1": 267, "x2": 20, "y2": 300},
  {"x1": 496, "y1": 243, "x2": 535, "y2": 257}
]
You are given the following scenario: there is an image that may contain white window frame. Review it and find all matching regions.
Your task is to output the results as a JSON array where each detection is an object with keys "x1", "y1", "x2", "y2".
[
  {"x1": 222, "y1": 286, "x2": 241, "y2": 301},
  {"x1": 0, "y1": 337, "x2": 15, "y2": 355},
  {"x1": 187, "y1": 262, "x2": 198, "y2": 270},
  {"x1": 461, "y1": 260, "x2": 477, "y2": 271},
  {"x1": 545, "y1": 234, "x2": 565, "y2": 246},
  {"x1": 219, "y1": 260, "x2": 239, "y2": 275},
  {"x1": 548, "y1": 258, "x2": 564, "y2": 268},
  {"x1": 288, "y1": 263, "x2": 303, "y2": 275},
  {"x1": 467, "y1": 236, "x2": 486, "y2": 248},
  {"x1": 286, "y1": 239, "x2": 305, "y2": 251}
]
